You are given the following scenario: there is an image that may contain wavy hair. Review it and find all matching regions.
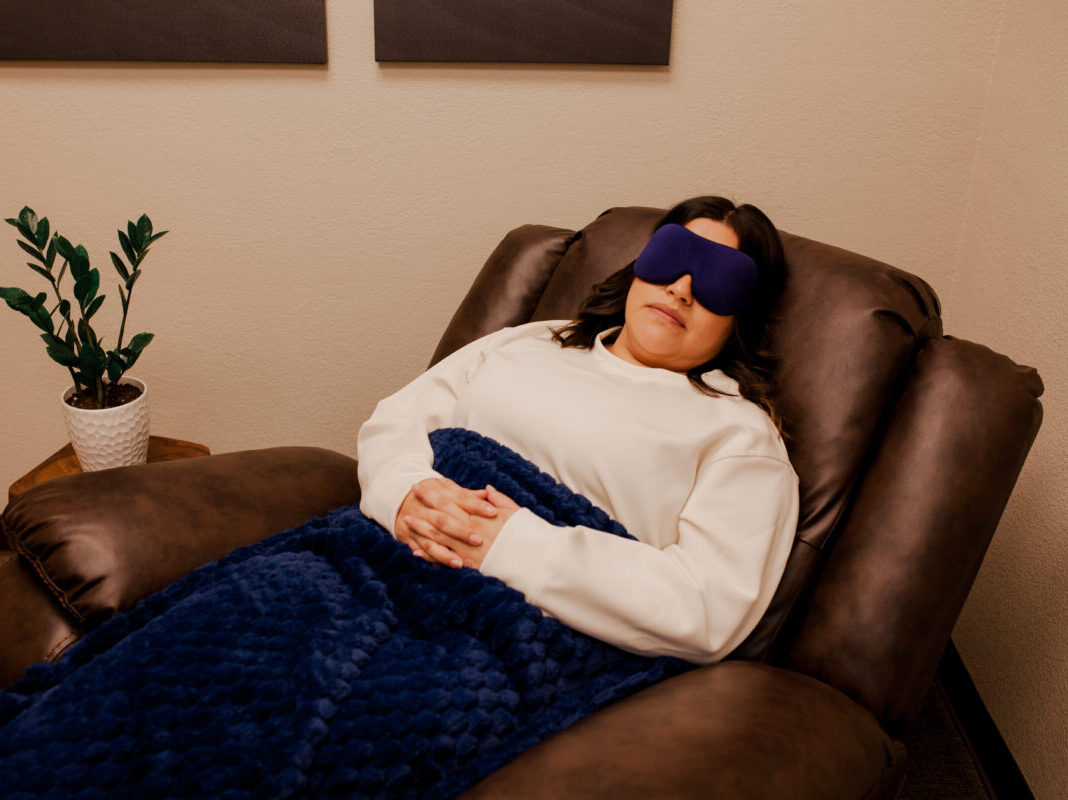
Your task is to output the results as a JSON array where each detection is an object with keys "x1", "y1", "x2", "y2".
[{"x1": 551, "y1": 196, "x2": 788, "y2": 433}]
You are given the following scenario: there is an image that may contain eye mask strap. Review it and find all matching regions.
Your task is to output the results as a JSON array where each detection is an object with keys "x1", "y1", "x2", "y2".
[{"x1": 633, "y1": 224, "x2": 758, "y2": 315}]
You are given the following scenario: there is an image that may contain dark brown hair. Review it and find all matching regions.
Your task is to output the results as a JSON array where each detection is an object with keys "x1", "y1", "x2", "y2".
[{"x1": 551, "y1": 196, "x2": 788, "y2": 433}]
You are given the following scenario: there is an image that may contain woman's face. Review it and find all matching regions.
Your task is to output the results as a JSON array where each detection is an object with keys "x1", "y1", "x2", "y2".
[{"x1": 608, "y1": 218, "x2": 740, "y2": 373}]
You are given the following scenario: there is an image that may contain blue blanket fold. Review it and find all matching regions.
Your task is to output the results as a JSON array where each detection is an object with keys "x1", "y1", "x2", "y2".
[{"x1": 0, "y1": 428, "x2": 693, "y2": 799}]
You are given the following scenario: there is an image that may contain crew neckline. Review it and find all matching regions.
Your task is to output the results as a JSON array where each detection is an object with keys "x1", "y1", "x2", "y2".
[{"x1": 591, "y1": 327, "x2": 738, "y2": 393}]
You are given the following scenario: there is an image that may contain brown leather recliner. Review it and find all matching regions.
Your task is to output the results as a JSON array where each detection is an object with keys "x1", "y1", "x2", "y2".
[{"x1": 0, "y1": 206, "x2": 1043, "y2": 799}]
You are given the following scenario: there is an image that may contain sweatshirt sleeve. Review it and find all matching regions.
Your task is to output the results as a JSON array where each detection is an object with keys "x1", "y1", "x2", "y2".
[
  {"x1": 480, "y1": 452, "x2": 799, "y2": 664},
  {"x1": 356, "y1": 322, "x2": 555, "y2": 536}
]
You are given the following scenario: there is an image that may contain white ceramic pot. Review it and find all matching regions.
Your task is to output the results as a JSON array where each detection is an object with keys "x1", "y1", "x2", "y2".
[{"x1": 61, "y1": 377, "x2": 150, "y2": 471}]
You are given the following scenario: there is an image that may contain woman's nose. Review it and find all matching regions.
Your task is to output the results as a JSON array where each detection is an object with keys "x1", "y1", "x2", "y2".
[{"x1": 667, "y1": 273, "x2": 694, "y2": 303}]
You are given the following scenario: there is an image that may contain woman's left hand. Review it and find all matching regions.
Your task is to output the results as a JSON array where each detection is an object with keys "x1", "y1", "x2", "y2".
[{"x1": 404, "y1": 484, "x2": 519, "y2": 570}]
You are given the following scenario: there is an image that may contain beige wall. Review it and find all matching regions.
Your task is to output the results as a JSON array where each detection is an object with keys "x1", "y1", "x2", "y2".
[
  {"x1": 0, "y1": 1, "x2": 1062, "y2": 794},
  {"x1": 943, "y1": 3, "x2": 1068, "y2": 797}
]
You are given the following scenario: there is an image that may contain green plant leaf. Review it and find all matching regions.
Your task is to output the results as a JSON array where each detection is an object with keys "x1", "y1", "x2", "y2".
[
  {"x1": 127, "y1": 331, "x2": 154, "y2": 352},
  {"x1": 77, "y1": 318, "x2": 100, "y2": 350},
  {"x1": 45, "y1": 237, "x2": 56, "y2": 267},
  {"x1": 32, "y1": 310, "x2": 53, "y2": 333},
  {"x1": 137, "y1": 214, "x2": 152, "y2": 241},
  {"x1": 74, "y1": 270, "x2": 95, "y2": 303},
  {"x1": 118, "y1": 284, "x2": 129, "y2": 312},
  {"x1": 54, "y1": 235, "x2": 75, "y2": 262},
  {"x1": 84, "y1": 294, "x2": 105, "y2": 319},
  {"x1": 59, "y1": 299, "x2": 71, "y2": 318},
  {"x1": 125, "y1": 268, "x2": 142, "y2": 291},
  {"x1": 106, "y1": 351, "x2": 125, "y2": 383},
  {"x1": 69, "y1": 245, "x2": 90, "y2": 281},
  {"x1": 118, "y1": 229, "x2": 136, "y2": 264},
  {"x1": 18, "y1": 207, "x2": 38, "y2": 236},
  {"x1": 17, "y1": 239, "x2": 46, "y2": 264},
  {"x1": 35, "y1": 217, "x2": 49, "y2": 249},
  {"x1": 78, "y1": 343, "x2": 106, "y2": 382},
  {"x1": 147, "y1": 230, "x2": 169, "y2": 245},
  {"x1": 109, "y1": 250, "x2": 131, "y2": 281},
  {"x1": 128, "y1": 220, "x2": 143, "y2": 251},
  {"x1": 123, "y1": 333, "x2": 154, "y2": 369},
  {"x1": 27, "y1": 297, "x2": 53, "y2": 334},
  {"x1": 0, "y1": 286, "x2": 29, "y2": 300},
  {"x1": 27, "y1": 263, "x2": 52, "y2": 282},
  {"x1": 46, "y1": 337, "x2": 79, "y2": 367},
  {"x1": 0, "y1": 286, "x2": 32, "y2": 311}
]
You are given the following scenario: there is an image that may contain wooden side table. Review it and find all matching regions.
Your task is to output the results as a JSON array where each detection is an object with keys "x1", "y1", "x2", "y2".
[{"x1": 7, "y1": 436, "x2": 211, "y2": 505}]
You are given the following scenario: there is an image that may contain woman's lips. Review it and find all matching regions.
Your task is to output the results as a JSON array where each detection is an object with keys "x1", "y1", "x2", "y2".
[{"x1": 648, "y1": 303, "x2": 685, "y2": 327}]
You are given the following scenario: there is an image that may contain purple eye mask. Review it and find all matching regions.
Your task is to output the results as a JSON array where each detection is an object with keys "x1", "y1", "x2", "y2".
[{"x1": 633, "y1": 223, "x2": 758, "y2": 315}]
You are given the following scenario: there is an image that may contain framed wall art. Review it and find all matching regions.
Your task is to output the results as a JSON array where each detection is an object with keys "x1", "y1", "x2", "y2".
[
  {"x1": 0, "y1": 0, "x2": 327, "y2": 64},
  {"x1": 374, "y1": 0, "x2": 673, "y2": 65}
]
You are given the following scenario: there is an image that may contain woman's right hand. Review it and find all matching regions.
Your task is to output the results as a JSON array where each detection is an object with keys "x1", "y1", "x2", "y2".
[{"x1": 394, "y1": 477, "x2": 499, "y2": 566}]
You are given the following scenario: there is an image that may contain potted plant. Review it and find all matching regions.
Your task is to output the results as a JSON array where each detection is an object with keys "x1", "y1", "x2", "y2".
[{"x1": 2, "y1": 206, "x2": 168, "y2": 471}]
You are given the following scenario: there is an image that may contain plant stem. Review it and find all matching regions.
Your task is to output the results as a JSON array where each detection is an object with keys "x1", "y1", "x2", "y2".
[
  {"x1": 116, "y1": 284, "x2": 132, "y2": 352},
  {"x1": 43, "y1": 259, "x2": 81, "y2": 391},
  {"x1": 49, "y1": 260, "x2": 80, "y2": 355}
]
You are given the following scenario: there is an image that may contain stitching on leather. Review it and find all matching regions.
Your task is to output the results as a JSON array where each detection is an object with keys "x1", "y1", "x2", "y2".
[
  {"x1": 46, "y1": 631, "x2": 81, "y2": 662},
  {"x1": 0, "y1": 515, "x2": 86, "y2": 625}
]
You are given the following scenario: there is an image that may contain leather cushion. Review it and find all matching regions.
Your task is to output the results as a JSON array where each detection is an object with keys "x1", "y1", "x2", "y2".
[
  {"x1": 0, "y1": 550, "x2": 82, "y2": 687},
  {"x1": 462, "y1": 660, "x2": 905, "y2": 800},
  {"x1": 1, "y1": 446, "x2": 358, "y2": 625},
  {"x1": 786, "y1": 336, "x2": 1044, "y2": 723}
]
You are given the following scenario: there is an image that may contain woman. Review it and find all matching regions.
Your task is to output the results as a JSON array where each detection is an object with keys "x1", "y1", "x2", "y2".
[{"x1": 357, "y1": 196, "x2": 799, "y2": 665}]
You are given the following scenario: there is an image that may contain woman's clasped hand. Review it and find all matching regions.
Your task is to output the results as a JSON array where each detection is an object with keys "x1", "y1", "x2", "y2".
[{"x1": 395, "y1": 477, "x2": 519, "y2": 569}]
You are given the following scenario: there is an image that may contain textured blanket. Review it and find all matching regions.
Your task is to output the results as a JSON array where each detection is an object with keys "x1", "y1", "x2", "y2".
[{"x1": 0, "y1": 428, "x2": 693, "y2": 799}]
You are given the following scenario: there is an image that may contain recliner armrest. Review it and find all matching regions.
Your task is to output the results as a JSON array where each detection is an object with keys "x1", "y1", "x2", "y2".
[
  {"x1": 463, "y1": 660, "x2": 905, "y2": 800},
  {"x1": 2, "y1": 446, "x2": 359, "y2": 626}
]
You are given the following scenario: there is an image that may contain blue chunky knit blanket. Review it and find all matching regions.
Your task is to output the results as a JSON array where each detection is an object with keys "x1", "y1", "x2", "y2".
[{"x1": 0, "y1": 428, "x2": 693, "y2": 799}]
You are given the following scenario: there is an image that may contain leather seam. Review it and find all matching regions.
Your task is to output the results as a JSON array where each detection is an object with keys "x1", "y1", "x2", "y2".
[
  {"x1": 0, "y1": 515, "x2": 87, "y2": 625},
  {"x1": 45, "y1": 630, "x2": 81, "y2": 662}
]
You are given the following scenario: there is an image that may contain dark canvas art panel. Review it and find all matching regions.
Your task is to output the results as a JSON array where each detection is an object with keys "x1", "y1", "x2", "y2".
[
  {"x1": 0, "y1": 0, "x2": 327, "y2": 63},
  {"x1": 374, "y1": 0, "x2": 673, "y2": 65}
]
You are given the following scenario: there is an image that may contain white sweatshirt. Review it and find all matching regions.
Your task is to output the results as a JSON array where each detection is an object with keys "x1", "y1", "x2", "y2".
[{"x1": 357, "y1": 320, "x2": 799, "y2": 664}]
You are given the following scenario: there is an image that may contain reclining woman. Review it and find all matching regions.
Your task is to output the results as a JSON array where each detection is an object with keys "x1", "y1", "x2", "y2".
[
  {"x1": 357, "y1": 195, "x2": 800, "y2": 664},
  {"x1": 0, "y1": 196, "x2": 802, "y2": 798}
]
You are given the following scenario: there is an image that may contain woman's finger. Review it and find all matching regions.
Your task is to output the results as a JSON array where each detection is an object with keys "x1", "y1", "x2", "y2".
[
  {"x1": 433, "y1": 478, "x2": 496, "y2": 518},
  {"x1": 408, "y1": 528, "x2": 445, "y2": 564},
  {"x1": 404, "y1": 515, "x2": 464, "y2": 568},
  {"x1": 412, "y1": 480, "x2": 448, "y2": 510},
  {"x1": 439, "y1": 477, "x2": 490, "y2": 502},
  {"x1": 455, "y1": 490, "x2": 498, "y2": 519},
  {"x1": 423, "y1": 479, "x2": 494, "y2": 518},
  {"x1": 485, "y1": 484, "x2": 520, "y2": 510},
  {"x1": 422, "y1": 508, "x2": 482, "y2": 546}
]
